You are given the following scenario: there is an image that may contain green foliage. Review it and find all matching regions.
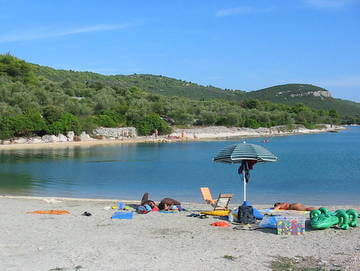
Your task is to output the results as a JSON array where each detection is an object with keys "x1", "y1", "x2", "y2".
[
  {"x1": 0, "y1": 116, "x2": 14, "y2": 139},
  {"x1": 242, "y1": 99, "x2": 261, "y2": 110},
  {"x1": 43, "y1": 105, "x2": 64, "y2": 124},
  {"x1": 0, "y1": 56, "x2": 359, "y2": 140},
  {"x1": 78, "y1": 116, "x2": 98, "y2": 134},
  {"x1": 93, "y1": 115, "x2": 117, "y2": 127},
  {"x1": 244, "y1": 118, "x2": 261, "y2": 129},
  {"x1": 135, "y1": 113, "x2": 172, "y2": 136},
  {"x1": 0, "y1": 54, "x2": 37, "y2": 84},
  {"x1": 47, "y1": 113, "x2": 81, "y2": 135},
  {"x1": 11, "y1": 111, "x2": 47, "y2": 137},
  {"x1": 246, "y1": 84, "x2": 360, "y2": 116}
]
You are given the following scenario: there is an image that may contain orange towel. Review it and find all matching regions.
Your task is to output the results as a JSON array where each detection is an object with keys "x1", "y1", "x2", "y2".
[{"x1": 28, "y1": 210, "x2": 70, "y2": 215}]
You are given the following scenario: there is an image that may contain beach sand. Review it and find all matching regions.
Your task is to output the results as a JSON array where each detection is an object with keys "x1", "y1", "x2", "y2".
[
  {"x1": 0, "y1": 125, "x2": 345, "y2": 151},
  {"x1": 1, "y1": 196, "x2": 359, "y2": 271}
]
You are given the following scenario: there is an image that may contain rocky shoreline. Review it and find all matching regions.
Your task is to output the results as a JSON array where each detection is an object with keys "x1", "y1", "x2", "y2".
[
  {"x1": 0, "y1": 124, "x2": 345, "y2": 150},
  {"x1": 170, "y1": 124, "x2": 345, "y2": 140}
]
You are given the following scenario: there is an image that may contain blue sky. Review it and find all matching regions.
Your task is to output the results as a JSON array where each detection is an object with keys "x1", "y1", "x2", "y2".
[{"x1": 0, "y1": 0, "x2": 359, "y2": 102}]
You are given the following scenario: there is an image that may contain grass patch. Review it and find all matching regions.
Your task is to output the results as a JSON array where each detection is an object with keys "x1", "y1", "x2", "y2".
[
  {"x1": 223, "y1": 255, "x2": 237, "y2": 261},
  {"x1": 49, "y1": 265, "x2": 83, "y2": 271},
  {"x1": 270, "y1": 256, "x2": 342, "y2": 271}
]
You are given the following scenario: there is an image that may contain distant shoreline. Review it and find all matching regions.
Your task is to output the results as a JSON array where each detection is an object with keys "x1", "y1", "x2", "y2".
[{"x1": 0, "y1": 124, "x2": 346, "y2": 150}]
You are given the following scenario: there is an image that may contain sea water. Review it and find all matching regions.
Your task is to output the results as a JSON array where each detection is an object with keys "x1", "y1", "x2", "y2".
[{"x1": 0, "y1": 126, "x2": 359, "y2": 205}]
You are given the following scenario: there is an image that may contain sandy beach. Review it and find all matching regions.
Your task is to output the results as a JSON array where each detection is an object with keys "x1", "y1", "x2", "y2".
[
  {"x1": 0, "y1": 125, "x2": 345, "y2": 151},
  {"x1": 1, "y1": 196, "x2": 359, "y2": 271}
]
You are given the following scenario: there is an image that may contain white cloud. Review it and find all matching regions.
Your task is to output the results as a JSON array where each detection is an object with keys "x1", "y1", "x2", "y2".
[
  {"x1": 0, "y1": 24, "x2": 129, "y2": 43},
  {"x1": 304, "y1": 0, "x2": 352, "y2": 9},
  {"x1": 216, "y1": 6, "x2": 272, "y2": 17}
]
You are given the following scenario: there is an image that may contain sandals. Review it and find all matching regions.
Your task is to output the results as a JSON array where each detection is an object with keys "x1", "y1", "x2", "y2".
[
  {"x1": 187, "y1": 213, "x2": 208, "y2": 219},
  {"x1": 82, "y1": 211, "x2": 92, "y2": 216}
]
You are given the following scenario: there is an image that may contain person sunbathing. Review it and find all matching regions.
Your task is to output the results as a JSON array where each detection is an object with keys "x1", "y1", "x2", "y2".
[
  {"x1": 139, "y1": 192, "x2": 159, "y2": 212},
  {"x1": 158, "y1": 198, "x2": 182, "y2": 211},
  {"x1": 140, "y1": 193, "x2": 182, "y2": 211},
  {"x1": 274, "y1": 202, "x2": 316, "y2": 211}
]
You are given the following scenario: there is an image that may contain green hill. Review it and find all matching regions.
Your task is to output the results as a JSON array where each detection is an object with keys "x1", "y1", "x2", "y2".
[
  {"x1": 32, "y1": 65, "x2": 246, "y2": 101},
  {"x1": 245, "y1": 84, "x2": 360, "y2": 116},
  {"x1": 1, "y1": 54, "x2": 359, "y2": 141},
  {"x1": 31, "y1": 63, "x2": 360, "y2": 118}
]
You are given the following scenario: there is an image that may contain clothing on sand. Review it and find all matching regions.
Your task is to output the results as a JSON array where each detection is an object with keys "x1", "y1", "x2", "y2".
[{"x1": 27, "y1": 210, "x2": 70, "y2": 215}]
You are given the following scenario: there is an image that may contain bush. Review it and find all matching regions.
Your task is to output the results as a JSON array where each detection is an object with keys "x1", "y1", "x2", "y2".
[
  {"x1": 10, "y1": 111, "x2": 47, "y2": 137},
  {"x1": 0, "y1": 54, "x2": 37, "y2": 84},
  {"x1": 93, "y1": 115, "x2": 117, "y2": 127},
  {"x1": 0, "y1": 116, "x2": 14, "y2": 139},
  {"x1": 47, "y1": 113, "x2": 81, "y2": 135},
  {"x1": 244, "y1": 118, "x2": 260, "y2": 129},
  {"x1": 136, "y1": 113, "x2": 172, "y2": 136}
]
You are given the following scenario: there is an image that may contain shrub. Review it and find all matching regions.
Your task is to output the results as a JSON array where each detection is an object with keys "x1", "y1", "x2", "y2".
[
  {"x1": 47, "y1": 113, "x2": 81, "y2": 135},
  {"x1": 136, "y1": 113, "x2": 172, "y2": 136}
]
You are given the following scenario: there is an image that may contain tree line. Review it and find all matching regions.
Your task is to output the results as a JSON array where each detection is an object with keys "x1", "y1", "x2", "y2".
[{"x1": 0, "y1": 54, "x2": 351, "y2": 140}]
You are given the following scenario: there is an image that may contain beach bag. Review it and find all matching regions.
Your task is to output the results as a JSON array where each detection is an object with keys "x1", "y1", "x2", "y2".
[{"x1": 237, "y1": 205, "x2": 256, "y2": 224}]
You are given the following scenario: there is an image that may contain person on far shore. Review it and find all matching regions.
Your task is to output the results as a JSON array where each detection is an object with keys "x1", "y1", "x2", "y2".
[{"x1": 274, "y1": 202, "x2": 316, "y2": 211}]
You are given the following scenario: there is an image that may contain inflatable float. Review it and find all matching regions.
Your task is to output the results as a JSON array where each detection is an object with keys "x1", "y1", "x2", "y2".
[{"x1": 200, "y1": 210, "x2": 230, "y2": 216}]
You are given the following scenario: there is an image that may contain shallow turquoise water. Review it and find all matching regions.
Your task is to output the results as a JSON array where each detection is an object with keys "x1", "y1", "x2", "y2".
[{"x1": 0, "y1": 127, "x2": 359, "y2": 205}]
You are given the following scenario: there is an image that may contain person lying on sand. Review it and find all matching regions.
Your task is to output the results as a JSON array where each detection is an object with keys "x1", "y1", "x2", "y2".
[
  {"x1": 139, "y1": 193, "x2": 159, "y2": 212},
  {"x1": 274, "y1": 202, "x2": 316, "y2": 211},
  {"x1": 158, "y1": 198, "x2": 182, "y2": 211},
  {"x1": 139, "y1": 193, "x2": 182, "y2": 212}
]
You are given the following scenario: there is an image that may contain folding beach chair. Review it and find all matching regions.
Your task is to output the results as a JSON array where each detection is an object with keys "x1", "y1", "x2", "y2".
[{"x1": 200, "y1": 187, "x2": 232, "y2": 210}]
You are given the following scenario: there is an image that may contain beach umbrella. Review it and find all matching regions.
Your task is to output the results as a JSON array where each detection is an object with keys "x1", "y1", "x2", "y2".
[{"x1": 213, "y1": 142, "x2": 278, "y2": 205}]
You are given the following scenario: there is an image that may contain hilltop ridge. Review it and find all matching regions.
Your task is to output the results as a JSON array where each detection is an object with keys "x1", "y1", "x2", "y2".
[
  {"x1": 30, "y1": 62, "x2": 360, "y2": 116},
  {"x1": 0, "y1": 54, "x2": 359, "y2": 141}
]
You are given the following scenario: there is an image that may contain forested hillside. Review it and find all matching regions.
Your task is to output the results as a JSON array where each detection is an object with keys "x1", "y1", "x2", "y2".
[
  {"x1": 0, "y1": 54, "x2": 358, "y2": 140},
  {"x1": 32, "y1": 65, "x2": 246, "y2": 101},
  {"x1": 32, "y1": 64, "x2": 360, "y2": 118},
  {"x1": 246, "y1": 84, "x2": 360, "y2": 118}
]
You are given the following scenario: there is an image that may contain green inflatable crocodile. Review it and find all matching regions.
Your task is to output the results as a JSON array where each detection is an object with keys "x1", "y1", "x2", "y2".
[{"x1": 310, "y1": 207, "x2": 358, "y2": 230}]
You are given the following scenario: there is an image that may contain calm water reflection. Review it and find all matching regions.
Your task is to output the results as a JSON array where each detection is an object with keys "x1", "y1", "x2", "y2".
[{"x1": 0, "y1": 127, "x2": 359, "y2": 205}]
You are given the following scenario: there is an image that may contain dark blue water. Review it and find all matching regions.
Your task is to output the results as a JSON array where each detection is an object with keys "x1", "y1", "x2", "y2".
[{"x1": 0, "y1": 127, "x2": 359, "y2": 205}]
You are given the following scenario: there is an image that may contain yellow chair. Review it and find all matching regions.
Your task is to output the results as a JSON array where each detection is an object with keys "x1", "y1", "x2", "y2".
[{"x1": 200, "y1": 187, "x2": 232, "y2": 210}]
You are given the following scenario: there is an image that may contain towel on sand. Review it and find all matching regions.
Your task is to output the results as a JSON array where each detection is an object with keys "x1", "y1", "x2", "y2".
[{"x1": 27, "y1": 210, "x2": 70, "y2": 215}]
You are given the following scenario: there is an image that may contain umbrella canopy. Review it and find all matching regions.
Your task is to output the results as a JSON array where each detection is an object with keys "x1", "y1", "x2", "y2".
[
  {"x1": 213, "y1": 143, "x2": 278, "y2": 163},
  {"x1": 213, "y1": 142, "x2": 278, "y2": 204}
]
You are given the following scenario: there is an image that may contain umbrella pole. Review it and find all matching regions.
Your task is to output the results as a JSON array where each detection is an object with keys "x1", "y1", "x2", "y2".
[{"x1": 243, "y1": 169, "x2": 247, "y2": 202}]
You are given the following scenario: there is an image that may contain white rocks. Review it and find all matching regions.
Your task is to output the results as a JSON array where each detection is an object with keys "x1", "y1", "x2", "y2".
[
  {"x1": 58, "y1": 134, "x2": 68, "y2": 142},
  {"x1": 13, "y1": 137, "x2": 27, "y2": 144},
  {"x1": 80, "y1": 132, "x2": 91, "y2": 141},
  {"x1": 41, "y1": 135, "x2": 59, "y2": 143},
  {"x1": 92, "y1": 127, "x2": 137, "y2": 139},
  {"x1": 28, "y1": 137, "x2": 43, "y2": 144},
  {"x1": 67, "y1": 131, "x2": 74, "y2": 142}
]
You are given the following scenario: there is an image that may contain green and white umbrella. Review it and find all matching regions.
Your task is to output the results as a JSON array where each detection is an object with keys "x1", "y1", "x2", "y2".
[
  {"x1": 213, "y1": 142, "x2": 278, "y2": 202},
  {"x1": 213, "y1": 143, "x2": 278, "y2": 164}
]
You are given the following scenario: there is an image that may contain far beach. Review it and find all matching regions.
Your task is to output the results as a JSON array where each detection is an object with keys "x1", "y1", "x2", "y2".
[{"x1": 0, "y1": 125, "x2": 345, "y2": 151}]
